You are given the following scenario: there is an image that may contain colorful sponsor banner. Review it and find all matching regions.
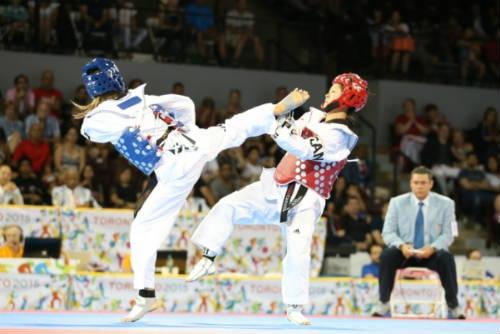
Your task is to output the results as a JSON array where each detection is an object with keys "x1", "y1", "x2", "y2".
[
  {"x1": 0, "y1": 206, "x2": 61, "y2": 238},
  {"x1": 0, "y1": 273, "x2": 68, "y2": 311},
  {"x1": 0, "y1": 206, "x2": 326, "y2": 276},
  {"x1": 1, "y1": 273, "x2": 498, "y2": 318},
  {"x1": 187, "y1": 219, "x2": 327, "y2": 277},
  {"x1": 60, "y1": 208, "x2": 132, "y2": 272},
  {"x1": 0, "y1": 258, "x2": 78, "y2": 275}
]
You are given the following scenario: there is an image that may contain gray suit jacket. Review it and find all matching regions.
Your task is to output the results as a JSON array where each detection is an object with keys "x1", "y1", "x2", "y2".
[{"x1": 382, "y1": 192, "x2": 455, "y2": 250}]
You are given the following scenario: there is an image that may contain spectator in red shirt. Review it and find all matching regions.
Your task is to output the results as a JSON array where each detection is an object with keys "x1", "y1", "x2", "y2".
[
  {"x1": 33, "y1": 70, "x2": 63, "y2": 118},
  {"x1": 394, "y1": 98, "x2": 429, "y2": 166},
  {"x1": 12, "y1": 123, "x2": 50, "y2": 174}
]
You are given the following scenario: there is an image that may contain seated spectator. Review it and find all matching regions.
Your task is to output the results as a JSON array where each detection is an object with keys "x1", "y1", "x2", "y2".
[
  {"x1": 51, "y1": 168, "x2": 99, "y2": 208},
  {"x1": 217, "y1": 89, "x2": 242, "y2": 122},
  {"x1": 0, "y1": 102, "x2": 24, "y2": 152},
  {"x1": 225, "y1": 0, "x2": 264, "y2": 65},
  {"x1": 185, "y1": 0, "x2": 226, "y2": 63},
  {"x1": 367, "y1": 8, "x2": 388, "y2": 64},
  {"x1": 110, "y1": 168, "x2": 138, "y2": 209},
  {"x1": 361, "y1": 244, "x2": 383, "y2": 278},
  {"x1": 112, "y1": 0, "x2": 147, "y2": 54},
  {"x1": 484, "y1": 155, "x2": 500, "y2": 192},
  {"x1": 71, "y1": 84, "x2": 90, "y2": 106},
  {"x1": 342, "y1": 144, "x2": 372, "y2": 190},
  {"x1": 0, "y1": 164, "x2": 23, "y2": 205},
  {"x1": 80, "y1": 164, "x2": 104, "y2": 206},
  {"x1": 81, "y1": 0, "x2": 115, "y2": 56},
  {"x1": 195, "y1": 97, "x2": 217, "y2": 128},
  {"x1": 42, "y1": 162, "x2": 57, "y2": 186},
  {"x1": 457, "y1": 153, "x2": 490, "y2": 222},
  {"x1": 344, "y1": 184, "x2": 368, "y2": 212},
  {"x1": 423, "y1": 104, "x2": 446, "y2": 135},
  {"x1": 385, "y1": 10, "x2": 415, "y2": 76},
  {"x1": 62, "y1": 85, "x2": 89, "y2": 127},
  {"x1": 33, "y1": 69, "x2": 63, "y2": 118},
  {"x1": 192, "y1": 177, "x2": 216, "y2": 208},
  {"x1": 461, "y1": 249, "x2": 494, "y2": 280},
  {"x1": 373, "y1": 166, "x2": 464, "y2": 319},
  {"x1": 337, "y1": 197, "x2": 372, "y2": 251},
  {"x1": 241, "y1": 145, "x2": 262, "y2": 183},
  {"x1": 457, "y1": 28, "x2": 486, "y2": 85},
  {"x1": 450, "y1": 129, "x2": 474, "y2": 168},
  {"x1": 0, "y1": 129, "x2": 9, "y2": 165},
  {"x1": 171, "y1": 82, "x2": 185, "y2": 95},
  {"x1": 12, "y1": 123, "x2": 50, "y2": 174},
  {"x1": 146, "y1": 0, "x2": 183, "y2": 61},
  {"x1": 421, "y1": 123, "x2": 458, "y2": 195},
  {"x1": 473, "y1": 107, "x2": 499, "y2": 163},
  {"x1": 31, "y1": 0, "x2": 60, "y2": 50},
  {"x1": 394, "y1": 98, "x2": 429, "y2": 167},
  {"x1": 487, "y1": 194, "x2": 500, "y2": 247},
  {"x1": 0, "y1": 224, "x2": 24, "y2": 258},
  {"x1": 329, "y1": 175, "x2": 347, "y2": 214},
  {"x1": 86, "y1": 143, "x2": 113, "y2": 199},
  {"x1": 54, "y1": 127, "x2": 85, "y2": 173},
  {"x1": 2, "y1": 0, "x2": 30, "y2": 48},
  {"x1": 370, "y1": 201, "x2": 388, "y2": 246},
  {"x1": 210, "y1": 161, "x2": 239, "y2": 201},
  {"x1": 482, "y1": 27, "x2": 500, "y2": 82},
  {"x1": 217, "y1": 147, "x2": 246, "y2": 173},
  {"x1": 4, "y1": 74, "x2": 35, "y2": 118},
  {"x1": 25, "y1": 101, "x2": 60, "y2": 143},
  {"x1": 14, "y1": 158, "x2": 48, "y2": 205}
]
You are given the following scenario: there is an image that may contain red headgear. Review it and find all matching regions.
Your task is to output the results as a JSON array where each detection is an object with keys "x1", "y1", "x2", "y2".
[{"x1": 328, "y1": 73, "x2": 368, "y2": 112}]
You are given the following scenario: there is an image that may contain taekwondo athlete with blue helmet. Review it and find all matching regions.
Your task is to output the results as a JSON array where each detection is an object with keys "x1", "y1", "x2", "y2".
[{"x1": 76, "y1": 58, "x2": 310, "y2": 322}]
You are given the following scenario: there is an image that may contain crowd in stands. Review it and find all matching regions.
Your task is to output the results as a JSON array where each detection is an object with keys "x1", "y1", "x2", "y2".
[
  {"x1": 391, "y1": 98, "x2": 500, "y2": 248},
  {"x1": 0, "y1": 0, "x2": 498, "y2": 86}
]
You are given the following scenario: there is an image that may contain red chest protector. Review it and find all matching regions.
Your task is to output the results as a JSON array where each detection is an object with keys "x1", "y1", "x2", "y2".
[{"x1": 274, "y1": 127, "x2": 347, "y2": 199}]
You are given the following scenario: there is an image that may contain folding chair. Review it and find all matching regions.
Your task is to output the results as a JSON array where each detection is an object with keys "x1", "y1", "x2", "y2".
[{"x1": 390, "y1": 267, "x2": 446, "y2": 318}]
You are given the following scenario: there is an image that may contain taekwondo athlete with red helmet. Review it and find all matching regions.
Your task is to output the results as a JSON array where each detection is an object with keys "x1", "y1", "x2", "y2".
[
  {"x1": 76, "y1": 58, "x2": 310, "y2": 322},
  {"x1": 188, "y1": 73, "x2": 369, "y2": 325}
]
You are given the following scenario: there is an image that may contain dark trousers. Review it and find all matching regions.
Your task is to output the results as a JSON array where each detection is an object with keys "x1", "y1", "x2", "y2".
[{"x1": 378, "y1": 247, "x2": 459, "y2": 308}]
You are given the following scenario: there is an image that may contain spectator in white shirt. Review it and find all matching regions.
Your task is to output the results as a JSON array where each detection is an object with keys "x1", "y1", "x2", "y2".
[
  {"x1": 111, "y1": 0, "x2": 147, "y2": 53},
  {"x1": 0, "y1": 165, "x2": 23, "y2": 205},
  {"x1": 51, "y1": 168, "x2": 99, "y2": 208}
]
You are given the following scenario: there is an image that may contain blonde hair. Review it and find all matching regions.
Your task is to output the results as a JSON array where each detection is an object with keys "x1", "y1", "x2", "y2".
[{"x1": 72, "y1": 92, "x2": 121, "y2": 119}]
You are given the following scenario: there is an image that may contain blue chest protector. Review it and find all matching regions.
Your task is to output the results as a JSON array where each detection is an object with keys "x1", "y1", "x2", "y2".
[{"x1": 114, "y1": 127, "x2": 161, "y2": 175}]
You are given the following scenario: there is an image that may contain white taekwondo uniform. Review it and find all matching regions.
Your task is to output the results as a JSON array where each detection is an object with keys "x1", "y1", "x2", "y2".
[
  {"x1": 81, "y1": 84, "x2": 278, "y2": 289},
  {"x1": 191, "y1": 107, "x2": 358, "y2": 305}
]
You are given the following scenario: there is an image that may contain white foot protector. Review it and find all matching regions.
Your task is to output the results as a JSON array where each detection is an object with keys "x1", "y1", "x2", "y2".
[
  {"x1": 286, "y1": 305, "x2": 311, "y2": 326},
  {"x1": 186, "y1": 257, "x2": 216, "y2": 282},
  {"x1": 122, "y1": 296, "x2": 157, "y2": 322}
]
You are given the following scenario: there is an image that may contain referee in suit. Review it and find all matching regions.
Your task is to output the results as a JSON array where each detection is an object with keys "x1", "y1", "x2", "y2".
[{"x1": 372, "y1": 166, "x2": 465, "y2": 319}]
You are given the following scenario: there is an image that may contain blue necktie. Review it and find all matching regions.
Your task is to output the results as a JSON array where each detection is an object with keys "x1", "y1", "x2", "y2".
[{"x1": 413, "y1": 201, "x2": 424, "y2": 249}]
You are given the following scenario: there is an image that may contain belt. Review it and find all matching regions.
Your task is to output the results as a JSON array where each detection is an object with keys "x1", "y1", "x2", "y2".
[{"x1": 280, "y1": 182, "x2": 308, "y2": 223}]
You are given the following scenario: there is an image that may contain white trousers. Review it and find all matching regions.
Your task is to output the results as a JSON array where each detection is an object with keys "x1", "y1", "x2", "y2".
[
  {"x1": 431, "y1": 164, "x2": 460, "y2": 195},
  {"x1": 191, "y1": 169, "x2": 325, "y2": 305},
  {"x1": 130, "y1": 103, "x2": 276, "y2": 289}
]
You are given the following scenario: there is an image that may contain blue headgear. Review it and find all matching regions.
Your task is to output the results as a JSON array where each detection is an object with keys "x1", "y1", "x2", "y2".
[{"x1": 81, "y1": 58, "x2": 126, "y2": 99}]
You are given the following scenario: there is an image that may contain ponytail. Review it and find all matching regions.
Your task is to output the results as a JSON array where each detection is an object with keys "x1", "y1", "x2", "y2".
[{"x1": 72, "y1": 92, "x2": 121, "y2": 119}]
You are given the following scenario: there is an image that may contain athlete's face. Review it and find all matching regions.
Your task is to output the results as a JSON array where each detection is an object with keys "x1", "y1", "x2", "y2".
[{"x1": 321, "y1": 83, "x2": 342, "y2": 109}]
